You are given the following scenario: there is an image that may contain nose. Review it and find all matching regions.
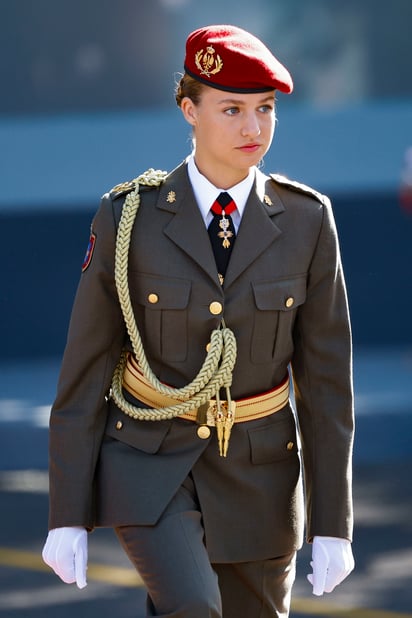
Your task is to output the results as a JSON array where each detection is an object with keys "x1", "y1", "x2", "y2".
[{"x1": 241, "y1": 112, "x2": 261, "y2": 138}]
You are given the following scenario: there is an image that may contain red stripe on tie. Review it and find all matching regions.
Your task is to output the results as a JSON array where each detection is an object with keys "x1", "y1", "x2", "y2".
[{"x1": 211, "y1": 192, "x2": 237, "y2": 215}]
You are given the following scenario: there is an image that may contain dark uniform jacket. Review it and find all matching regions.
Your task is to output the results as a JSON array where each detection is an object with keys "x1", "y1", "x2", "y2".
[{"x1": 48, "y1": 161, "x2": 354, "y2": 563}]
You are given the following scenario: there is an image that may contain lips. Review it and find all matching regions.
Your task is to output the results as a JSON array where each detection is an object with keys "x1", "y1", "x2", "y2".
[{"x1": 238, "y1": 143, "x2": 261, "y2": 153}]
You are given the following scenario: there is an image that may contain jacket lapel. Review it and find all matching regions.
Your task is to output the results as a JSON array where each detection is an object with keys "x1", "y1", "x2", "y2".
[
  {"x1": 224, "y1": 169, "x2": 285, "y2": 287},
  {"x1": 156, "y1": 163, "x2": 219, "y2": 284}
]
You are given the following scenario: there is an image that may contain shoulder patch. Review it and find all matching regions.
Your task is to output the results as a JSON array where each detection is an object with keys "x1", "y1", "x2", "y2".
[
  {"x1": 82, "y1": 232, "x2": 96, "y2": 272},
  {"x1": 270, "y1": 173, "x2": 325, "y2": 203}
]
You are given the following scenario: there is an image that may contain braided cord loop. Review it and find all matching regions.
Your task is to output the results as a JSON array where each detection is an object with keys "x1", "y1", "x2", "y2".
[{"x1": 110, "y1": 168, "x2": 237, "y2": 421}]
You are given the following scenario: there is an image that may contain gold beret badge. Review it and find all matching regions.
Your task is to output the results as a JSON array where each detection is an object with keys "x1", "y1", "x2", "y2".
[{"x1": 194, "y1": 46, "x2": 223, "y2": 78}]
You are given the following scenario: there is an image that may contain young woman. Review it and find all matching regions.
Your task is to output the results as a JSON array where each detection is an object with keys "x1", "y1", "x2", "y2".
[{"x1": 42, "y1": 24, "x2": 354, "y2": 618}]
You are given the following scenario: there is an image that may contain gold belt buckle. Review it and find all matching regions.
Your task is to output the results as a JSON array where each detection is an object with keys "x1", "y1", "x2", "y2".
[
  {"x1": 206, "y1": 401, "x2": 217, "y2": 427},
  {"x1": 205, "y1": 399, "x2": 236, "y2": 457}
]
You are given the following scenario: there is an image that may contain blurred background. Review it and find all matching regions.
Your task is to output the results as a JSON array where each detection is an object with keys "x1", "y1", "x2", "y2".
[
  {"x1": 1, "y1": 0, "x2": 412, "y2": 354},
  {"x1": 0, "y1": 1, "x2": 412, "y2": 616}
]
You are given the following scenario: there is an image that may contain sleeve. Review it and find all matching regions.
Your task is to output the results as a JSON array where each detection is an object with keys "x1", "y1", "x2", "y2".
[
  {"x1": 291, "y1": 195, "x2": 354, "y2": 542},
  {"x1": 48, "y1": 194, "x2": 126, "y2": 530}
]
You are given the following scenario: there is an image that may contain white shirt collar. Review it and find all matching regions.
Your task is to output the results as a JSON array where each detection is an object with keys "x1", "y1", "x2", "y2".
[{"x1": 186, "y1": 153, "x2": 255, "y2": 227}]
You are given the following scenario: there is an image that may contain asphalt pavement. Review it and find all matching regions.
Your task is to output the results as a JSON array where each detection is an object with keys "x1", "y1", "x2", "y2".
[{"x1": 0, "y1": 346, "x2": 411, "y2": 618}]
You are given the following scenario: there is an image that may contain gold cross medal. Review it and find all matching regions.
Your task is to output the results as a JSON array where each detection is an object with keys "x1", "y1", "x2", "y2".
[{"x1": 218, "y1": 214, "x2": 233, "y2": 248}]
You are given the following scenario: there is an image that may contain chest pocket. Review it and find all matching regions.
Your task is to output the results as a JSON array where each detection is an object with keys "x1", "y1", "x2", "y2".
[
  {"x1": 251, "y1": 274, "x2": 306, "y2": 364},
  {"x1": 132, "y1": 273, "x2": 192, "y2": 362}
]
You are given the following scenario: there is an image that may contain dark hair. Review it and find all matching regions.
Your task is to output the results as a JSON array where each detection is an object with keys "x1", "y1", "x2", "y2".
[{"x1": 175, "y1": 73, "x2": 205, "y2": 107}]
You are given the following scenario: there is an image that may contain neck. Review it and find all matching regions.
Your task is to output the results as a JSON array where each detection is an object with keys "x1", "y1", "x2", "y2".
[{"x1": 193, "y1": 155, "x2": 251, "y2": 190}]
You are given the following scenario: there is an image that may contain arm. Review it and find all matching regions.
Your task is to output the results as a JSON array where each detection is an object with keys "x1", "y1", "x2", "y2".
[
  {"x1": 291, "y1": 196, "x2": 354, "y2": 592},
  {"x1": 48, "y1": 193, "x2": 126, "y2": 530}
]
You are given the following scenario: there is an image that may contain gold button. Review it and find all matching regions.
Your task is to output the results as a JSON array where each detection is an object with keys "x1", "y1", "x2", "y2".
[
  {"x1": 148, "y1": 293, "x2": 159, "y2": 304},
  {"x1": 116, "y1": 421, "x2": 123, "y2": 430},
  {"x1": 197, "y1": 426, "x2": 211, "y2": 439},
  {"x1": 209, "y1": 301, "x2": 223, "y2": 315},
  {"x1": 206, "y1": 342, "x2": 211, "y2": 352},
  {"x1": 285, "y1": 297, "x2": 294, "y2": 308},
  {"x1": 286, "y1": 441, "x2": 294, "y2": 450}
]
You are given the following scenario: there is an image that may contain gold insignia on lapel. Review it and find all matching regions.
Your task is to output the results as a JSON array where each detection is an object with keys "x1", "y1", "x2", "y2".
[
  {"x1": 166, "y1": 191, "x2": 176, "y2": 203},
  {"x1": 264, "y1": 194, "x2": 273, "y2": 206},
  {"x1": 195, "y1": 46, "x2": 223, "y2": 78}
]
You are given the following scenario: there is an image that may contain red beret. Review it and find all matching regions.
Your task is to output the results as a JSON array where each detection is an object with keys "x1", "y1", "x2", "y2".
[{"x1": 184, "y1": 24, "x2": 293, "y2": 94}]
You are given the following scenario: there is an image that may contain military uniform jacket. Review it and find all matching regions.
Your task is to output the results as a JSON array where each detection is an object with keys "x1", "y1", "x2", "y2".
[{"x1": 48, "y1": 161, "x2": 354, "y2": 563}]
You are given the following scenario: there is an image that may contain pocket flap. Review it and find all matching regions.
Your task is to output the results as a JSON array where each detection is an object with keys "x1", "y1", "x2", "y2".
[
  {"x1": 105, "y1": 400, "x2": 171, "y2": 454},
  {"x1": 248, "y1": 409, "x2": 298, "y2": 464},
  {"x1": 134, "y1": 274, "x2": 191, "y2": 310},
  {"x1": 252, "y1": 275, "x2": 306, "y2": 311}
]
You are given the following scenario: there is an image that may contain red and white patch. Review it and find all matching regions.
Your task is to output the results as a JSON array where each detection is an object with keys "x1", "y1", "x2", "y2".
[{"x1": 82, "y1": 232, "x2": 96, "y2": 272}]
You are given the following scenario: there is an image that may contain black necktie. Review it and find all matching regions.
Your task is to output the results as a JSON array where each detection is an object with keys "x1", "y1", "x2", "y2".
[{"x1": 208, "y1": 192, "x2": 237, "y2": 281}]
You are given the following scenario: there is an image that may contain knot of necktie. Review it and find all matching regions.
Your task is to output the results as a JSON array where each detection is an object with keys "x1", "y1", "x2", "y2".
[{"x1": 211, "y1": 192, "x2": 237, "y2": 216}]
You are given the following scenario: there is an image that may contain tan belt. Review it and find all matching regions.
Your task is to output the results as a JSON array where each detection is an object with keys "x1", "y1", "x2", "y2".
[{"x1": 122, "y1": 353, "x2": 290, "y2": 424}]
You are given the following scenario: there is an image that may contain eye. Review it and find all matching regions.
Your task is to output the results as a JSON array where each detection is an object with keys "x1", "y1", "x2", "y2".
[
  {"x1": 224, "y1": 107, "x2": 240, "y2": 116},
  {"x1": 258, "y1": 104, "x2": 274, "y2": 114}
]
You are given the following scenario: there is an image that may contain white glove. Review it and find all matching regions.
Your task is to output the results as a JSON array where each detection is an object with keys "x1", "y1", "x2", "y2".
[
  {"x1": 307, "y1": 536, "x2": 354, "y2": 596},
  {"x1": 42, "y1": 526, "x2": 88, "y2": 589}
]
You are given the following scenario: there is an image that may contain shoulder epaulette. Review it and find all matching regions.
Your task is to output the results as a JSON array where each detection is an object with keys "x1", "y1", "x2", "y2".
[
  {"x1": 270, "y1": 173, "x2": 325, "y2": 203},
  {"x1": 108, "y1": 168, "x2": 168, "y2": 199},
  {"x1": 109, "y1": 178, "x2": 139, "y2": 198}
]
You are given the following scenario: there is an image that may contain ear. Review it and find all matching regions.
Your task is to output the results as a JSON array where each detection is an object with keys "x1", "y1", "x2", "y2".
[{"x1": 180, "y1": 97, "x2": 198, "y2": 126}]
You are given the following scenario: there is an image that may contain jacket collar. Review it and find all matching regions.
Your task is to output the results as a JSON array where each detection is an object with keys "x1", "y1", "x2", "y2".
[{"x1": 155, "y1": 162, "x2": 285, "y2": 287}]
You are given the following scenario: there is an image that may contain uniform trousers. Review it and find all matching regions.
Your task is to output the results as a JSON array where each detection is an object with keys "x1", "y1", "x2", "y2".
[{"x1": 115, "y1": 473, "x2": 296, "y2": 617}]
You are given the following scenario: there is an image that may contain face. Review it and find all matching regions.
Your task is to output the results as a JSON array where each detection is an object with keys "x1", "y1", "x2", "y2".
[{"x1": 181, "y1": 85, "x2": 276, "y2": 188}]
